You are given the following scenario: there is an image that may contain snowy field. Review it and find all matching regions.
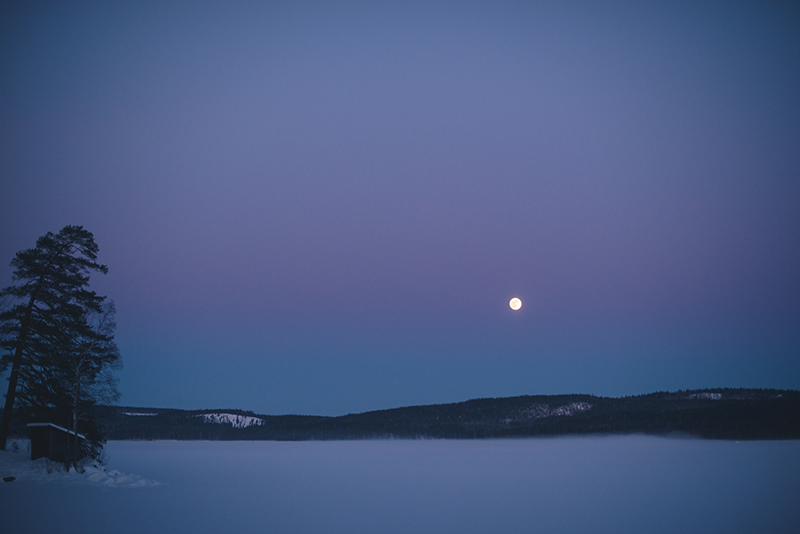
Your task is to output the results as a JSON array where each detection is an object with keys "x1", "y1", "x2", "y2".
[{"x1": 2, "y1": 436, "x2": 799, "y2": 534}]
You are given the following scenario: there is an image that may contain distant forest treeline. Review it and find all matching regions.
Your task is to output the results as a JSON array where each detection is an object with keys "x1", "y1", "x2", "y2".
[{"x1": 78, "y1": 388, "x2": 800, "y2": 441}]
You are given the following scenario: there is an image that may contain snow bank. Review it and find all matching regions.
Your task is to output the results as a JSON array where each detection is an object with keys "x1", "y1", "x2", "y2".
[{"x1": 0, "y1": 440, "x2": 159, "y2": 488}]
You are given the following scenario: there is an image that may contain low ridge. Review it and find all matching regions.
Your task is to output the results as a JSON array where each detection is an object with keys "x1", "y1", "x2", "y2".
[{"x1": 97, "y1": 388, "x2": 799, "y2": 441}]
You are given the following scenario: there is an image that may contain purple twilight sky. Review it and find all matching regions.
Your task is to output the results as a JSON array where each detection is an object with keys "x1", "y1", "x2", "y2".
[{"x1": 1, "y1": 1, "x2": 799, "y2": 415}]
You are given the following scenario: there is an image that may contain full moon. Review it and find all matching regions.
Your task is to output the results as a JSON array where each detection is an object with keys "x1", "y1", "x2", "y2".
[{"x1": 509, "y1": 297, "x2": 522, "y2": 311}]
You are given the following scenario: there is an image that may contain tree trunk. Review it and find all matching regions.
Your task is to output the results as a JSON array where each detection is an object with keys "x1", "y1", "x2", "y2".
[
  {"x1": 72, "y1": 371, "x2": 81, "y2": 471},
  {"x1": 0, "y1": 294, "x2": 37, "y2": 450}
]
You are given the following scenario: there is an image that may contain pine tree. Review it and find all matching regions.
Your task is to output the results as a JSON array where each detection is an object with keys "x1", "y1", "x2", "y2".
[{"x1": 0, "y1": 226, "x2": 117, "y2": 455}]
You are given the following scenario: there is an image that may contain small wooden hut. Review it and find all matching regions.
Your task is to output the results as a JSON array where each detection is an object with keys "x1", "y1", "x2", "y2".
[{"x1": 27, "y1": 423, "x2": 86, "y2": 463}]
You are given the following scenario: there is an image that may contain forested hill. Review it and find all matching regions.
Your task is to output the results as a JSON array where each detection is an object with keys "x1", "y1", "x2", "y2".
[{"x1": 93, "y1": 389, "x2": 800, "y2": 441}]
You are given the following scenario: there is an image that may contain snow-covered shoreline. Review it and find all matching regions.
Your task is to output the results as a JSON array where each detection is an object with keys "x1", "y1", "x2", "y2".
[{"x1": 0, "y1": 440, "x2": 159, "y2": 488}]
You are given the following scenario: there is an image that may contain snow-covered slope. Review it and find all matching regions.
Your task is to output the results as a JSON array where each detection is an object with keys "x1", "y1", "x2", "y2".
[
  {"x1": 687, "y1": 393, "x2": 722, "y2": 400},
  {"x1": 196, "y1": 413, "x2": 265, "y2": 428},
  {"x1": 502, "y1": 402, "x2": 593, "y2": 423}
]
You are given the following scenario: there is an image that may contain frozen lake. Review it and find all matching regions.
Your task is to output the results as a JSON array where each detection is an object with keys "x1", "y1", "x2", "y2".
[{"x1": 2, "y1": 436, "x2": 799, "y2": 533}]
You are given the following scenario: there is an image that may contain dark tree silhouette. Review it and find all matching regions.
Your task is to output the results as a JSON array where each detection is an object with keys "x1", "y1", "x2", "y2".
[{"x1": 0, "y1": 226, "x2": 117, "y2": 457}]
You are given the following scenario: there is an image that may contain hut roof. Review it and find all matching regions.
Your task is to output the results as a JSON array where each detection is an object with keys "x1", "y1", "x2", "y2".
[{"x1": 27, "y1": 422, "x2": 86, "y2": 440}]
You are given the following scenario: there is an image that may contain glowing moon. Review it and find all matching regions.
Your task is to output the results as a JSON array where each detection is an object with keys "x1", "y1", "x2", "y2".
[{"x1": 509, "y1": 297, "x2": 522, "y2": 311}]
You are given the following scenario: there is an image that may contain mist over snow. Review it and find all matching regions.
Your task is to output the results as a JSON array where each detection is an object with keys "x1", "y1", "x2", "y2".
[{"x1": 2, "y1": 437, "x2": 799, "y2": 534}]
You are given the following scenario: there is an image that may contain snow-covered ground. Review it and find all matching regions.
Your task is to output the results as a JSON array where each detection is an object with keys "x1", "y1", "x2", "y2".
[{"x1": 1, "y1": 436, "x2": 799, "y2": 534}]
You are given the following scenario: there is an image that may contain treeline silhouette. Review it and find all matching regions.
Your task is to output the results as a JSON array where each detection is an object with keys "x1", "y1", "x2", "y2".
[{"x1": 93, "y1": 388, "x2": 799, "y2": 441}]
